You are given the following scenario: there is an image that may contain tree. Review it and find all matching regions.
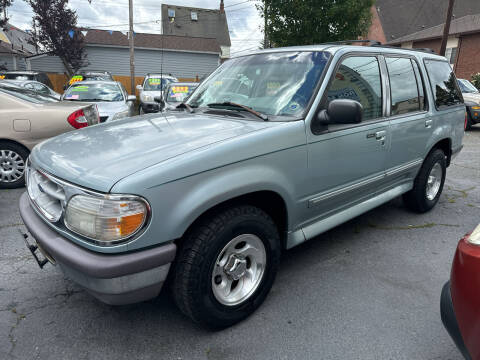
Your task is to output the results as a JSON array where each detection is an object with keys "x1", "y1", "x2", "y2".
[
  {"x1": 257, "y1": 0, "x2": 374, "y2": 48},
  {"x1": 26, "y1": 0, "x2": 89, "y2": 75},
  {"x1": 0, "y1": 0, "x2": 13, "y2": 28}
]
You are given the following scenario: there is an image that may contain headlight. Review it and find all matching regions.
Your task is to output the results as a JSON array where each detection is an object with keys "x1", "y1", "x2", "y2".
[
  {"x1": 141, "y1": 94, "x2": 153, "y2": 102},
  {"x1": 111, "y1": 110, "x2": 129, "y2": 121},
  {"x1": 65, "y1": 195, "x2": 149, "y2": 245}
]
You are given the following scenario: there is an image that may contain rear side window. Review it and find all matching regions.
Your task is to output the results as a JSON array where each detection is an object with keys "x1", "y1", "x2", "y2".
[
  {"x1": 424, "y1": 60, "x2": 463, "y2": 109},
  {"x1": 326, "y1": 56, "x2": 382, "y2": 121},
  {"x1": 386, "y1": 57, "x2": 422, "y2": 115}
]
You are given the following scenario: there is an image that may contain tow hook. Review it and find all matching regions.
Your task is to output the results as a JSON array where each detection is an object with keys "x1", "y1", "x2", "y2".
[{"x1": 19, "y1": 230, "x2": 54, "y2": 269}]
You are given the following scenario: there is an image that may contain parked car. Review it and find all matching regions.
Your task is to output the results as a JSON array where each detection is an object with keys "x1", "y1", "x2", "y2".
[
  {"x1": 1, "y1": 79, "x2": 61, "y2": 99},
  {"x1": 162, "y1": 82, "x2": 198, "y2": 111},
  {"x1": 441, "y1": 224, "x2": 480, "y2": 359},
  {"x1": 62, "y1": 80, "x2": 136, "y2": 122},
  {"x1": 457, "y1": 79, "x2": 480, "y2": 130},
  {"x1": 0, "y1": 82, "x2": 99, "y2": 188},
  {"x1": 136, "y1": 73, "x2": 178, "y2": 114},
  {"x1": 0, "y1": 71, "x2": 54, "y2": 89},
  {"x1": 19, "y1": 44, "x2": 464, "y2": 329},
  {"x1": 64, "y1": 71, "x2": 114, "y2": 90}
]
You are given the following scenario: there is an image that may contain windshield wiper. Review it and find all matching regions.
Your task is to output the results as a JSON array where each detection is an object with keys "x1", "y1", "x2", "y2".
[
  {"x1": 207, "y1": 102, "x2": 268, "y2": 121},
  {"x1": 176, "y1": 102, "x2": 194, "y2": 113}
]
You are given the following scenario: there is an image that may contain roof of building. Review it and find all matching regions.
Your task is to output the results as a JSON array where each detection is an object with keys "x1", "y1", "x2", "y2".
[
  {"x1": 82, "y1": 29, "x2": 221, "y2": 54},
  {"x1": 0, "y1": 23, "x2": 36, "y2": 55},
  {"x1": 161, "y1": 3, "x2": 230, "y2": 47},
  {"x1": 388, "y1": 13, "x2": 480, "y2": 44},
  {"x1": 375, "y1": 0, "x2": 480, "y2": 42}
]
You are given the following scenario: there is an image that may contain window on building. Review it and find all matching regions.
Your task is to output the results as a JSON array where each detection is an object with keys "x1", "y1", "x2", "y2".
[
  {"x1": 445, "y1": 47, "x2": 458, "y2": 65},
  {"x1": 424, "y1": 59, "x2": 463, "y2": 109},
  {"x1": 326, "y1": 56, "x2": 382, "y2": 121},
  {"x1": 168, "y1": 8, "x2": 175, "y2": 18},
  {"x1": 386, "y1": 57, "x2": 422, "y2": 115},
  {"x1": 191, "y1": 11, "x2": 198, "y2": 20}
]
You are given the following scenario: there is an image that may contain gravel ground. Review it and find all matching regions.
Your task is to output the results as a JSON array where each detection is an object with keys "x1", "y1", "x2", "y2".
[{"x1": 1, "y1": 128, "x2": 479, "y2": 360}]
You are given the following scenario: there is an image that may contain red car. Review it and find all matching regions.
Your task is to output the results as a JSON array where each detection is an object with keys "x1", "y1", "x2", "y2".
[{"x1": 442, "y1": 224, "x2": 480, "y2": 360}]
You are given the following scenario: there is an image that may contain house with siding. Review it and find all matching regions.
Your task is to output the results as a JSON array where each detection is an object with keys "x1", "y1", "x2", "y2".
[
  {"x1": 0, "y1": 23, "x2": 36, "y2": 71},
  {"x1": 161, "y1": 1, "x2": 231, "y2": 59},
  {"x1": 27, "y1": 29, "x2": 221, "y2": 93}
]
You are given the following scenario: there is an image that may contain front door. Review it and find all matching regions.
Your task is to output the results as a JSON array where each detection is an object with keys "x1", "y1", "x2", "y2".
[{"x1": 304, "y1": 55, "x2": 390, "y2": 227}]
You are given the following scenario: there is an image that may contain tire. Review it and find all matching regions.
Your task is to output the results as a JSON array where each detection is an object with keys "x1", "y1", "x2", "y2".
[
  {"x1": 0, "y1": 142, "x2": 29, "y2": 189},
  {"x1": 403, "y1": 148, "x2": 446, "y2": 213},
  {"x1": 465, "y1": 112, "x2": 473, "y2": 131},
  {"x1": 172, "y1": 205, "x2": 281, "y2": 329}
]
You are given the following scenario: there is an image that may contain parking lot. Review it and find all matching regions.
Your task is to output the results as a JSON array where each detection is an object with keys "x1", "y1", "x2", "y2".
[{"x1": 0, "y1": 128, "x2": 478, "y2": 360}]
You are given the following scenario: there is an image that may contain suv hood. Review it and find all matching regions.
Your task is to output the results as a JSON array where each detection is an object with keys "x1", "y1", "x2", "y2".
[{"x1": 31, "y1": 112, "x2": 274, "y2": 192}]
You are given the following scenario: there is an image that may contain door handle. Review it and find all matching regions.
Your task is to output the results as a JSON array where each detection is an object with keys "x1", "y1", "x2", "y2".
[
  {"x1": 367, "y1": 130, "x2": 386, "y2": 145},
  {"x1": 425, "y1": 119, "x2": 433, "y2": 128}
]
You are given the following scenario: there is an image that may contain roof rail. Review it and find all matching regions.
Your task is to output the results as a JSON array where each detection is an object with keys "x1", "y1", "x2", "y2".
[
  {"x1": 369, "y1": 43, "x2": 436, "y2": 54},
  {"x1": 322, "y1": 39, "x2": 382, "y2": 46}
]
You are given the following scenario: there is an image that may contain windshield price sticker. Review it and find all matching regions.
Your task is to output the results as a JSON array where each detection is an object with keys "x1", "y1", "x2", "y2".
[
  {"x1": 172, "y1": 86, "x2": 189, "y2": 93},
  {"x1": 148, "y1": 78, "x2": 162, "y2": 85},
  {"x1": 69, "y1": 75, "x2": 83, "y2": 85},
  {"x1": 72, "y1": 85, "x2": 89, "y2": 92},
  {"x1": 0, "y1": 75, "x2": 4, "y2": 80}
]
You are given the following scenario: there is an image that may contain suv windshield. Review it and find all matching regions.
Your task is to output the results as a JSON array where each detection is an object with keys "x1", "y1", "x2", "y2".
[
  {"x1": 0, "y1": 85, "x2": 58, "y2": 103},
  {"x1": 64, "y1": 83, "x2": 124, "y2": 102},
  {"x1": 187, "y1": 51, "x2": 331, "y2": 117},
  {"x1": 457, "y1": 79, "x2": 479, "y2": 93},
  {"x1": 166, "y1": 84, "x2": 197, "y2": 103},
  {"x1": 144, "y1": 77, "x2": 175, "y2": 91}
]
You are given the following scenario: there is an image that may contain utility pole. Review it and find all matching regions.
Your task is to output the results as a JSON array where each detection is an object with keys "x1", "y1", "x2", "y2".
[
  {"x1": 439, "y1": 0, "x2": 455, "y2": 56},
  {"x1": 263, "y1": 3, "x2": 269, "y2": 49},
  {"x1": 128, "y1": 0, "x2": 135, "y2": 94}
]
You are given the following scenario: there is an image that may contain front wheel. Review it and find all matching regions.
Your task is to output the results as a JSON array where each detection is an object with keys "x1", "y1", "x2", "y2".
[
  {"x1": 0, "y1": 142, "x2": 29, "y2": 189},
  {"x1": 403, "y1": 149, "x2": 446, "y2": 213},
  {"x1": 172, "y1": 205, "x2": 281, "y2": 329}
]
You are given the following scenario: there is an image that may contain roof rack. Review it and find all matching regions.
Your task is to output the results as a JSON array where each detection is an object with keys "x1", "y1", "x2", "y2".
[{"x1": 322, "y1": 39, "x2": 437, "y2": 55}]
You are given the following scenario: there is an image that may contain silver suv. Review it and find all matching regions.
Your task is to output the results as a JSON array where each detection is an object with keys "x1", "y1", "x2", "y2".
[{"x1": 19, "y1": 44, "x2": 465, "y2": 329}]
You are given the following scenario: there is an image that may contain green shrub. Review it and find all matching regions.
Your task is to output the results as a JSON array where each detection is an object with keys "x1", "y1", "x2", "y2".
[{"x1": 472, "y1": 73, "x2": 480, "y2": 90}]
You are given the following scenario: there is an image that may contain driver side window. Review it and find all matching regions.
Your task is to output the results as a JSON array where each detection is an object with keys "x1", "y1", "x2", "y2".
[{"x1": 326, "y1": 56, "x2": 383, "y2": 121}]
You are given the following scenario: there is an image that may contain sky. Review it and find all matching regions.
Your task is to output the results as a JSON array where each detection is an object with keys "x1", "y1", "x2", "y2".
[{"x1": 5, "y1": 0, "x2": 263, "y2": 55}]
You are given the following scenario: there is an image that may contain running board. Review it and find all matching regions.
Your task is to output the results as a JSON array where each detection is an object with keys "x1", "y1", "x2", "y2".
[{"x1": 286, "y1": 183, "x2": 412, "y2": 249}]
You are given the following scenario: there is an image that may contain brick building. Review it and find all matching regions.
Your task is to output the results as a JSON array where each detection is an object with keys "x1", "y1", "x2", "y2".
[{"x1": 365, "y1": 0, "x2": 480, "y2": 80}]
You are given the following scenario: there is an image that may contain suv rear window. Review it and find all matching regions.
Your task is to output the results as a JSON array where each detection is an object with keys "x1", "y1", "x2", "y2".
[{"x1": 424, "y1": 59, "x2": 463, "y2": 110}]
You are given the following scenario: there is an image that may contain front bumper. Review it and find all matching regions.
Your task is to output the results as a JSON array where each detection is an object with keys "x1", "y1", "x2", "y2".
[
  {"x1": 440, "y1": 281, "x2": 471, "y2": 360},
  {"x1": 19, "y1": 192, "x2": 176, "y2": 305},
  {"x1": 140, "y1": 102, "x2": 161, "y2": 113}
]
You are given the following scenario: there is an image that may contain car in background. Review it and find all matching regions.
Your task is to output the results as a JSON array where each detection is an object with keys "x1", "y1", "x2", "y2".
[
  {"x1": 62, "y1": 80, "x2": 136, "y2": 122},
  {"x1": 162, "y1": 82, "x2": 198, "y2": 111},
  {"x1": 457, "y1": 79, "x2": 480, "y2": 130},
  {"x1": 136, "y1": 73, "x2": 178, "y2": 114},
  {"x1": 0, "y1": 82, "x2": 99, "y2": 188},
  {"x1": 0, "y1": 71, "x2": 54, "y2": 89},
  {"x1": 441, "y1": 224, "x2": 480, "y2": 359},
  {"x1": 65, "y1": 71, "x2": 114, "y2": 90},
  {"x1": 2, "y1": 79, "x2": 61, "y2": 99}
]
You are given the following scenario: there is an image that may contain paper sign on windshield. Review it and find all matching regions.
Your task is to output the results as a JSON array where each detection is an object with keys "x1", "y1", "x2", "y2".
[
  {"x1": 72, "y1": 85, "x2": 89, "y2": 92},
  {"x1": 69, "y1": 75, "x2": 83, "y2": 85},
  {"x1": 148, "y1": 78, "x2": 161, "y2": 85},
  {"x1": 171, "y1": 86, "x2": 190, "y2": 93}
]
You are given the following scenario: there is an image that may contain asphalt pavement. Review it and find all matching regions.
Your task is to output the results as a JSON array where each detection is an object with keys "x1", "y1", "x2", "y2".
[{"x1": 1, "y1": 128, "x2": 479, "y2": 360}]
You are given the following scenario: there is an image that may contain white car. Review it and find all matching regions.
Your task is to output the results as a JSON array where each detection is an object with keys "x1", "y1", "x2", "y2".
[{"x1": 136, "y1": 74, "x2": 178, "y2": 114}]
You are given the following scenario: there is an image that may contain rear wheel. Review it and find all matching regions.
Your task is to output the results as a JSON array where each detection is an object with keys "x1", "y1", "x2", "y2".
[
  {"x1": 172, "y1": 205, "x2": 281, "y2": 329},
  {"x1": 403, "y1": 149, "x2": 446, "y2": 213},
  {"x1": 0, "y1": 142, "x2": 29, "y2": 189}
]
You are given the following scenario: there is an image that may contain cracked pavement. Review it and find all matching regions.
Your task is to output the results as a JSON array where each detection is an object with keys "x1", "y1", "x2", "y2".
[{"x1": 1, "y1": 129, "x2": 480, "y2": 359}]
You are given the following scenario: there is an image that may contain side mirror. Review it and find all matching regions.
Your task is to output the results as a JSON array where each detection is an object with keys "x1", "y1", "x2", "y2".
[
  {"x1": 136, "y1": 85, "x2": 143, "y2": 91},
  {"x1": 127, "y1": 95, "x2": 136, "y2": 102},
  {"x1": 317, "y1": 99, "x2": 363, "y2": 125}
]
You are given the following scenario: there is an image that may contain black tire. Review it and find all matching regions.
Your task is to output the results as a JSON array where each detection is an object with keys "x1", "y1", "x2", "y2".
[
  {"x1": 0, "y1": 141, "x2": 29, "y2": 189},
  {"x1": 403, "y1": 149, "x2": 446, "y2": 213},
  {"x1": 465, "y1": 112, "x2": 473, "y2": 131},
  {"x1": 172, "y1": 205, "x2": 281, "y2": 329}
]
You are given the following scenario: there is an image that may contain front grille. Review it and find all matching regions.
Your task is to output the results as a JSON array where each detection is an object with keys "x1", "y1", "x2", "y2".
[{"x1": 27, "y1": 166, "x2": 65, "y2": 222}]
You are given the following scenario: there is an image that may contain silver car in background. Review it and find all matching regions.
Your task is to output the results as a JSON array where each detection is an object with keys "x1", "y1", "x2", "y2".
[
  {"x1": 136, "y1": 74, "x2": 178, "y2": 114},
  {"x1": 62, "y1": 80, "x2": 136, "y2": 122},
  {"x1": 1, "y1": 79, "x2": 61, "y2": 99}
]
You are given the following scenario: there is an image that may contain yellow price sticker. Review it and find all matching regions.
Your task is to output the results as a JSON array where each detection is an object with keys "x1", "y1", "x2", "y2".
[
  {"x1": 0, "y1": 75, "x2": 5, "y2": 80},
  {"x1": 172, "y1": 86, "x2": 189, "y2": 93},
  {"x1": 69, "y1": 75, "x2": 83, "y2": 85}
]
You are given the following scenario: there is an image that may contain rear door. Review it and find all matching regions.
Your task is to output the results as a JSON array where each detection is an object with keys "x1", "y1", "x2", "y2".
[
  {"x1": 383, "y1": 56, "x2": 431, "y2": 187},
  {"x1": 304, "y1": 54, "x2": 390, "y2": 228}
]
